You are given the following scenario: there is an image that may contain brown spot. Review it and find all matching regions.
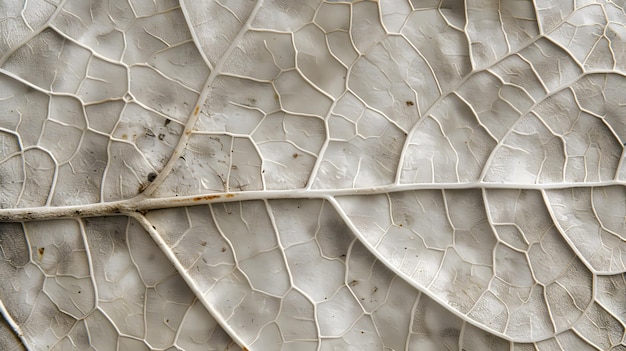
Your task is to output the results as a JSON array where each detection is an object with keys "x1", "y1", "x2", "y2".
[
  {"x1": 221, "y1": 247, "x2": 227, "y2": 252},
  {"x1": 38, "y1": 247, "x2": 45, "y2": 259},
  {"x1": 406, "y1": 101, "x2": 414, "y2": 106},
  {"x1": 243, "y1": 347, "x2": 249, "y2": 351},
  {"x1": 121, "y1": 134, "x2": 127, "y2": 139},
  {"x1": 185, "y1": 129, "x2": 192, "y2": 135},
  {"x1": 193, "y1": 195, "x2": 221, "y2": 201},
  {"x1": 200, "y1": 241, "x2": 207, "y2": 246},
  {"x1": 193, "y1": 105, "x2": 200, "y2": 115},
  {"x1": 292, "y1": 153, "x2": 299, "y2": 159},
  {"x1": 225, "y1": 193, "x2": 235, "y2": 198},
  {"x1": 349, "y1": 280, "x2": 358, "y2": 287}
]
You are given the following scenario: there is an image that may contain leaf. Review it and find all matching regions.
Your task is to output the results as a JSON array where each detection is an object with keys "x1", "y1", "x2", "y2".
[{"x1": 0, "y1": 0, "x2": 625, "y2": 350}]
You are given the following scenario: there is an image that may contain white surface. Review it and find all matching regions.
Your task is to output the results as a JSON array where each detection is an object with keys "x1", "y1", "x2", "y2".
[{"x1": 0, "y1": 0, "x2": 625, "y2": 350}]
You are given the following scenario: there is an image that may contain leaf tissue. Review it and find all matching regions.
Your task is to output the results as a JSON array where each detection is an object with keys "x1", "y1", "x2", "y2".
[{"x1": 0, "y1": 0, "x2": 625, "y2": 350}]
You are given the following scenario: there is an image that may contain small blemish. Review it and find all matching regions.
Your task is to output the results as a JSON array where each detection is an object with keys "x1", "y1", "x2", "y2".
[
  {"x1": 164, "y1": 119, "x2": 171, "y2": 126},
  {"x1": 194, "y1": 105, "x2": 200, "y2": 115},
  {"x1": 406, "y1": 101, "x2": 414, "y2": 106},
  {"x1": 191, "y1": 195, "x2": 221, "y2": 202},
  {"x1": 147, "y1": 172, "x2": 157, "y2": 182},
  {"x1": 38, "y1": 247, "x2": 45, "y2": 259},
  {"x1": 292, "y1": 153, "x2": 299, "y2": 159}
]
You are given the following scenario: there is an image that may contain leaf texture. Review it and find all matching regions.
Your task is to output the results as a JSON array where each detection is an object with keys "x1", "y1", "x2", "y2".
[{"x1": 1, "y1": 0, "x2": 625, "y2": 350}]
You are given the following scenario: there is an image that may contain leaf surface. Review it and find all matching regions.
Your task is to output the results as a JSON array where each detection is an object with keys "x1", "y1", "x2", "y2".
[{"x1": 0, "y1": 0, "x2": 625, "y2": 350}]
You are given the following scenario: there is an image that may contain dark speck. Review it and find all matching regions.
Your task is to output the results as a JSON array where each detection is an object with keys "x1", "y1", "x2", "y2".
[{"x1": 147, "y1": 172, "x2": 157, "y2": 182}]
